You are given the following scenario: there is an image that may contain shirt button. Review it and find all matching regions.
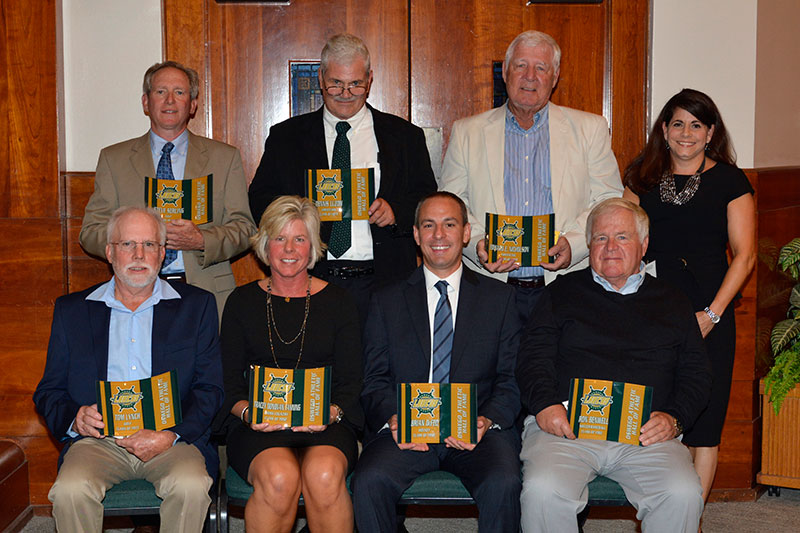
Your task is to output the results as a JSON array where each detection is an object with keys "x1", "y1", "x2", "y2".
[
  {"x1": 525, "y1": 155, "x2": 529, "y2": 161},
  {"x1": 524, "y1": 201, "x2": 529, "y2": 206},
  {"x1": 132, "y1": 365, "x2": 137, "y2": 371},
  {"x1": 525, "y1": 178, "x2": 529, "y2": 183},
  {"x1": 131, "y1": 338, "x2": 136, "y2": 343}
]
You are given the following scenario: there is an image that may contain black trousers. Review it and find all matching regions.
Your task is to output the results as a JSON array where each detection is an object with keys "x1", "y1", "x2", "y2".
[{"x1": 351, "y1": 429, "x2": 521, "y2": 532}]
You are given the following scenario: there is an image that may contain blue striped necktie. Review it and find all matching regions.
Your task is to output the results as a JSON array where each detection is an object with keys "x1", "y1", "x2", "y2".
[
  {"x1": 157, "y1": 142, "x2": 178, "y2": 267},
  {"x1": 432, "y1": 280, "x2": 453, "y2": 383}
]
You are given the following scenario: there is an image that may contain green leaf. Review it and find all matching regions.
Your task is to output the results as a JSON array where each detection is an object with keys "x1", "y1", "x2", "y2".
[
  {"x1": 764, "y1": 341, "x2": 800, "y2": 415},
  {"x1": 778, "y1": 238, "x2": 800, "y2": 280},
  {"x1": 772, "y1": 319, "x2": 800, "y2": 355},
  {"x1": 789, "y1": 285, "x2": 800, "y2": 308}
]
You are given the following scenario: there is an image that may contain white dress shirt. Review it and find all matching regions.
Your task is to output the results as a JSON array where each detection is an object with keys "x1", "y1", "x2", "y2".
[
  {"x1": 422, "y1": 264, "x2": 462, "y2": 382},
  {"x1": 322, "y1": 105, "x2": 381, "y2": 261}
]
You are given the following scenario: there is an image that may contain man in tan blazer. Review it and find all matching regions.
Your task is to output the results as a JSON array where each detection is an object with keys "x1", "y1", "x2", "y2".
[
  {"x1": 440, "y1": 31, "x2": 622, "y2": 321},
  {"x1": 80, "y1": 61, "x2": 255, "y2": 316}
]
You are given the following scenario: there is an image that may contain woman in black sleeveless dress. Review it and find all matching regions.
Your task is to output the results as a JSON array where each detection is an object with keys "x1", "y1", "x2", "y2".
[
  {"x1": 622, "y1": 89, "x2": 755, "y2": 508},
  {"x1": 218, "y1": 196, "x2": 363, "y2": 533}
]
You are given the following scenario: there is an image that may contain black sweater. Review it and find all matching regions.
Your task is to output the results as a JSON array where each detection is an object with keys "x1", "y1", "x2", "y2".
[{"x1": 517, "y1": 268, "x2": 711, "y2": 431}]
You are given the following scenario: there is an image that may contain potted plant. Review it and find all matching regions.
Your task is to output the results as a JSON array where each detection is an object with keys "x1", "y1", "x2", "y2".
[
  {"x1": 758, "y1": 237, "x2": 800, "y2": 494},
  {"x1": 763, "y1": 237, "x2": 800, "y2": 413}
]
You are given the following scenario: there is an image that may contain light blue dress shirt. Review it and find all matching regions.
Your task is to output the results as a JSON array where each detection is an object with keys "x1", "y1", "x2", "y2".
[
  {"x1": 86, "y1": 276, "x2": 181, "y2": 380},
  {"x1": 66, "y1": 278, "x2": 182, "y2": 438},
  {"x1": 591, "y1": 261, "x2": 653, "y2": 295},
  {"x1": 503, "y1": 103, "x2": 553, "y2": 279},
  {"x1": 150, "y1": 129, "x2": 189, "y2": 273}
]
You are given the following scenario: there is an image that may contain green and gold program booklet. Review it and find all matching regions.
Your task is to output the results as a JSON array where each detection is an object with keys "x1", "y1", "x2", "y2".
[
  {"x1": 485, "y1": 213, "x2": 558, "y2": 266},
  {"x1": 96, "y1": 370, "x2": 182, "y2": 437},
  {"x1": 145, "y1": 174, "x2": 213, "y2": 224},
  {"x1": 306, "y1": 168, "x2": 375, "y2": 221},
  {"x1": 397, "y1": 383, "x2": 477, "y2": 444},
  {"x1": 248, "y1": 365, "x2": 331, "y2": 427},
  {"x1": 567, "y1": 378, "x2": 653, "y2": 446}
]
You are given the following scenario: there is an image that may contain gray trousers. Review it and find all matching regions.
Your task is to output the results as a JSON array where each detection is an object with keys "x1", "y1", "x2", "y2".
[
  {"x1": 48, "y1": 437, "x2": 212, "y2": 533},
  {"x1": 519, "y1": 415, "x2": 702, "y2": 533}
]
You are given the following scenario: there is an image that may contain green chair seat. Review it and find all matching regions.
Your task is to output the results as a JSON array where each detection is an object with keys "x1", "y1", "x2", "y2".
[{"x1": 102, "y1": 480, "x2": 162, "y2": 514}]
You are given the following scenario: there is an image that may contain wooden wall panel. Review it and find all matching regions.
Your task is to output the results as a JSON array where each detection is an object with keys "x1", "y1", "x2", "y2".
[
  {"x1": 0, "y1": 0, "x2": 61, "y2": 506},
  {"x1": 0, "y1": 0, "x2": 59, "y2": 219}
]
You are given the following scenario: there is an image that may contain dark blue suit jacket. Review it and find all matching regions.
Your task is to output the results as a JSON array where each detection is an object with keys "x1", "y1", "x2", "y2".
[
  {"x1": 361, "y1": 265, "x2": 522, "y2": 441},
  {"x1": 33, "y1": 280, "x2": 225, "y2": 476}
]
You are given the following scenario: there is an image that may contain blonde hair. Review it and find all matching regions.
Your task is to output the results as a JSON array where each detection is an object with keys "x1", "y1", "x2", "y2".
[{"x1": 251, "y1": 196, "x2": 325, "y2": 268}]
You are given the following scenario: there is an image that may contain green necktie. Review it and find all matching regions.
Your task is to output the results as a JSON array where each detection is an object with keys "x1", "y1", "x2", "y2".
[{"x1": 328, "y1": 121, "x2": 352, "y2": 258}]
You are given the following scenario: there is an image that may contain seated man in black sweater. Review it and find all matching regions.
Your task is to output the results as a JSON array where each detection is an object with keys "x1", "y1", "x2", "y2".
[{"x1": 516, "y1": 198, "x2": 711, "y2": 533}]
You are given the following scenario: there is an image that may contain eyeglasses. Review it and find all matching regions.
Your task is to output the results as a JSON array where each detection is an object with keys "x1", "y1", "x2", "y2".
[
  {"x1": 110, "y1": 241, "x2": 163, "y2": 253},
  {"x1": 322, "y1": 82, "x2": 368, "y2": 96}
]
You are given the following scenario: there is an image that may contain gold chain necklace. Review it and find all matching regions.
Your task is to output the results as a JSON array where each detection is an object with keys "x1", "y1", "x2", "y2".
[{"x1": 266, "y1": 275, "x2": 311, "y2": 369}]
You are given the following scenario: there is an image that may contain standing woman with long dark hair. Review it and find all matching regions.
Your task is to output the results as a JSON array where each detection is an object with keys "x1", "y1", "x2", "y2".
[{"x1": 623, "y1": 89, "x2": 755, "y2": 510}]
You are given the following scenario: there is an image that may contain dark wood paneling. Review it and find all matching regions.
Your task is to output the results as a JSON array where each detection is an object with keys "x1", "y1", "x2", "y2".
[
  {"x1": 0, "y1": 220, "x2": 63, "y2": 305},
  {"x1": 609, "y1": 0, "x2": 649, "y2": 174},
  {"x1": 0, "y1": 0, "x2": 59, "y2": 219}
]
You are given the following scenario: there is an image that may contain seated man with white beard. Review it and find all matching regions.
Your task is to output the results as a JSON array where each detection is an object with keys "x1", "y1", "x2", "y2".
[{"x1": 34, "y1": 206, "x2": 224, "y2": 533}]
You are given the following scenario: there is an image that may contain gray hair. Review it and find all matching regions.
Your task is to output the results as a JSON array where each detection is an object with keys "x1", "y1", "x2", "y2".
[
  {"x1": 107, "y1": 206, "x2": 167, "y2": 245},
  {"x1": 320, "y1": 33, "x2": 371, "y2": 75},
  {"x1": 504, "y1": 30, "x2": 561, "y2": 73},
  {"x1": 585, "y1": 198, "x2": 649, "y2": 246},
  {"x1": 143, "y1": 61, "x2": 200, "y2": 100},
  {"x1": 251, "y1": 196, "x2": 325, "y2": 269}
]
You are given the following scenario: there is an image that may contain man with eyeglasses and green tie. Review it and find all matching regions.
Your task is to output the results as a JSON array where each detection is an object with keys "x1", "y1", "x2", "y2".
[{"x1": 248, "y1": 33, "x2": 437, "y2": 326}]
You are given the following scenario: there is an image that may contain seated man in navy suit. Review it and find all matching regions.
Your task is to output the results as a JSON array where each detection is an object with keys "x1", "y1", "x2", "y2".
[
  {"x1": 351, "y1": 192, "x2": 523, "y2": 531},
  {"x1": 34, "y1": 206, "x2": 224, "y2": 533}
]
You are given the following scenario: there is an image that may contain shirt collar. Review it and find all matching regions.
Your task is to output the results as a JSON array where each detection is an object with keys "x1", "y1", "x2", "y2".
[
  {"x1": 149, "y1": 128, "x2": 189, "y2": 158},
  {"x1": 323, "y1": 103, "x2": 369, "y2": 131},
  {"x1": 505, "y1": 101, "x2": 549, "y2": 133},
  {"x1": 422, "y1": 263, "x2": 463, "y2": 295},
  {"x1": 86, "y1": 276, "x2": 181, "y2": 312},
  {"x1": 591, "y1": 261, "x2": 652, "y2": 295}
]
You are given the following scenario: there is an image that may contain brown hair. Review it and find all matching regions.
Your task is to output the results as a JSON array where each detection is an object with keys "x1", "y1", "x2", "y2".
[{"x1": 624, "y1": 88, "x2": 736, "y2": 194}]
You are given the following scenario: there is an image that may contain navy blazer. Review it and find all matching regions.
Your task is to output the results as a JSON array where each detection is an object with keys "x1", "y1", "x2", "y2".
[
  {"x1": 248, "y1": 105, "x2": 437, "y2": 282},
  {"x1": 33, "y1": 281, "x2": 225, "y2": 477},
  {"x1": 360, "y1": 265, "x2": 522, "y2": 440}
]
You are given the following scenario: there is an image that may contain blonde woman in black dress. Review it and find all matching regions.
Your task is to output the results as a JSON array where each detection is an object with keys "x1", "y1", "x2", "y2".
[
  {"x1": 623, "y1": 89, "x2": 755, "y2": 508},
  {"x1": 219, "y1": 196, "x2": 363, "y2": 533}
]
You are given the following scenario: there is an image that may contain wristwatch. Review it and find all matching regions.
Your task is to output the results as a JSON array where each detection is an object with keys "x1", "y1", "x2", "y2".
[
  {"x1": 673, "y1": 416, "x2": 684, "y2": 437},
  {"x1": 704, "y1": 306, "x2": 721, "y2": 324},
  {"x1": 331, "y1": 404, "x2": 344, "y2": 424}
]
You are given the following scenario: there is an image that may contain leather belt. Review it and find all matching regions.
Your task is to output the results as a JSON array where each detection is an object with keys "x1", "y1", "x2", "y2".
[
  {"x1": 159, "y1": 273, "x2": 187, "y2": 284},
  {"x1": 327, "y1": 264, "x2": 375, "y2": 279},
  {"x1": 507, "y1": 276, "x2": 545, "y2": 289}
]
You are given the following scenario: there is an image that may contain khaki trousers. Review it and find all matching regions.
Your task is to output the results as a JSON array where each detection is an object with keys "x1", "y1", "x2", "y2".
[
  {"x1": 48, "y1": 437, "x2": 212, "y2": 533},
  {"x1": 519, "y1": 415, "x2": 703, "y2": 533}
]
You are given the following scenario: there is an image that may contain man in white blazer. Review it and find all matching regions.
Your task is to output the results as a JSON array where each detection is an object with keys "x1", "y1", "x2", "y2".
[{"x1": 440, "y1": 30, "x2": 622, "y2": 321}]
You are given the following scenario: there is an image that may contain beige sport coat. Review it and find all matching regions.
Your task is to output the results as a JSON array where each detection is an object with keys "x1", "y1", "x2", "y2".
[
  {"x1": 440, "y1": 103, "x2": 623, "y2": 284},
  {"x1": 79, "y1": 131, "x2": 256, "y2": 316}
]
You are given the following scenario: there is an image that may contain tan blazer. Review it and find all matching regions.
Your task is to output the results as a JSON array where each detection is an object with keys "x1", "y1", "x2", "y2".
[
  {"x1": 79, "y1": 131, "x2": 256, "y2": 316},
  {"x1": 439, "y1": 103, "x2": 623, "y2": 284}
]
